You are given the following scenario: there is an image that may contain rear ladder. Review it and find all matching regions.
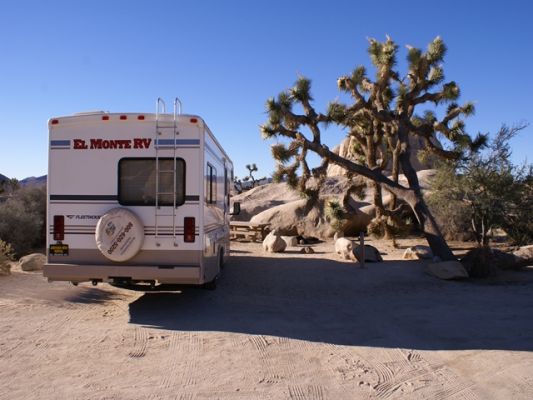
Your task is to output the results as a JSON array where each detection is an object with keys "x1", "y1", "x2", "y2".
[{"x1": 154, "y1": 97, "x2": 182, "y2": 246}]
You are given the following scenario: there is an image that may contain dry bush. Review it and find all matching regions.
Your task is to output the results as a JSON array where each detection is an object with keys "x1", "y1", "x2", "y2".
[{"x1": 0, "y1": 186, "x2": 46, "y2": 257}]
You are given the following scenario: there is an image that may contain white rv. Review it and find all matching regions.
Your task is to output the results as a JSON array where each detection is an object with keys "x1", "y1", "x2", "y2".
[{"x1": 44, "y1": 98, "x2": 238, "y2": 289}]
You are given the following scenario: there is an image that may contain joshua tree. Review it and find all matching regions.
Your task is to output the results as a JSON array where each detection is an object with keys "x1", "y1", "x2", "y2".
[
  {"x1": 261, "y1": 36, "x2": 485, "y2": 261},
  {"x1": 245, "y1": 163, "x2": 258, "y2": 187}
]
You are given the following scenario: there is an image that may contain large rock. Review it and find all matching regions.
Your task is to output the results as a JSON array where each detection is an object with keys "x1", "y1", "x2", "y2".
[
  {"x1": 403, "y1": 245, "x2": 433, "y2": 260},
  {"x1": 335, "y1": 238, "x2": 356, "y2": 261},
  {"x1": 354, "y1": 245, "x2": 383, "y2": 262},
  {"x1": 262, "y1": 230, "x2": 287, "y2": 253},
  {"x1": 232, "y1": 168, "x2": 437, "y2": 239},
  {"x1": 513, "y1": 245, "x2": 533, "y2": 267},
  {"x1": 19, "y1": 253, "x2": 46, "y2": 271},
  {"x1": 461, "y1": 247, "x2": 526, "y2": 277},
  {"x1": 252, "y1": 199, "x2": 335, "y2": 239},
  {"x1": 231, "y1": 182, "x2": 301, "y2": 221},
  {"x1": 427, "y1": 261, "x2": 469, "y2": 280},
  {"x1": 281, "y1": 236, "x2": 298, "y2": 247}
]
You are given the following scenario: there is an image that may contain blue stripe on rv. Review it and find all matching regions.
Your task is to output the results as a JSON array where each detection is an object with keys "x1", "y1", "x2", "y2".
[
  {"x1": 51, "y1": 140, "x2": 71, "y2": 147},
  {"x1": 155, "y1": 139, "x2": 200, "y2": 147}
]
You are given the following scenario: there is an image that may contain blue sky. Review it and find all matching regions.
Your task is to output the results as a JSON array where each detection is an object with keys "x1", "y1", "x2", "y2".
[{"x1": 1, "y1": 0, "x2": 532, "y2": 180}]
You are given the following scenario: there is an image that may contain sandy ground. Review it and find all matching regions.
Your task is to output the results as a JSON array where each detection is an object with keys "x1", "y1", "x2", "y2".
[{"x1": 1, "y1": 238, "x2": 533, "y2": 400}]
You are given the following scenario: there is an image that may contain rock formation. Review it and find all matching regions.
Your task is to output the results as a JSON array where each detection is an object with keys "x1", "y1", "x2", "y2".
[
  {"x1": 233, "y1": 169, "x2": 436, "y2": 240},
  {"x1": 19, "y1": 253, "x2": 46, "y2": 271}
]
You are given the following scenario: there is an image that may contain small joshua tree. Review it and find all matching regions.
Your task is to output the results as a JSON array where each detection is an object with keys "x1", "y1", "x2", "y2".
[{"x1": 245, "y1": 163, "x2": 258, "y2": 187}]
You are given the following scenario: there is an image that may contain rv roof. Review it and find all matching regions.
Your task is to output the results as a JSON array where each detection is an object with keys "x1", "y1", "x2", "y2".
[
  {"x1": 49, "y1": 113, "x2": 204, "y2": 125},
  {"x1": 73, "y1": 111, "x2": 109, "y2": 116}
]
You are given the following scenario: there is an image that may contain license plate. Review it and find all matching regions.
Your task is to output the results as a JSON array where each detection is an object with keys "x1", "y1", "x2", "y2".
[{"x1": 49, "y1": 244, "x2": 69, "y2": 256}]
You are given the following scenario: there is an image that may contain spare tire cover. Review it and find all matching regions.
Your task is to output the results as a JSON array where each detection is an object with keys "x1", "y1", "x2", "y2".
[{"x1": 95, "y1": 208, "x2": 144, "y2": 262}]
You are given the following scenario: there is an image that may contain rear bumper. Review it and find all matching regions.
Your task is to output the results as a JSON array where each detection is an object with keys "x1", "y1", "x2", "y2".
[{"x1": 43, "y1": 263, "x2": 201, "y2": 284}]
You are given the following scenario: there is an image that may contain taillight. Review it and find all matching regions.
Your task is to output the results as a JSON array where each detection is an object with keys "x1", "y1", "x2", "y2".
[
  {"x1": 184, "y1": 217, "x2": 195, "y2": 243},
  {"x1": 53, "y1": 215, "x2": 64, "y2": 241}
]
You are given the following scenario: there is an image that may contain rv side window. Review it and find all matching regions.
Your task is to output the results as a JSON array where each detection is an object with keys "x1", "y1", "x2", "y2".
[
  {"x1": 206, "y1": 163, "x2": 217, "y2": 205},
  {"x1": 118, "y1": 158, "x2": 186, "y2": 206}
]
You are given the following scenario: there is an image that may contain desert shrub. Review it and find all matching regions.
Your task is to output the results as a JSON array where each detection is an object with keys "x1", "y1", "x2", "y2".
[
  {"x1": 0, "y1": 186, "x2": 46, "y2": 257},
  {"x1": 499, "y1": 166, "x2": 533, "y2": 245},
  {"x1": 428, "y1": 124, "x2": 532, "y2": 245},
  {"x1": 427, "y1": 163, "x2": 475, "y2": 241},
  {"x1": 0, "y1": 239, "x2": 15, "y2": 262}
]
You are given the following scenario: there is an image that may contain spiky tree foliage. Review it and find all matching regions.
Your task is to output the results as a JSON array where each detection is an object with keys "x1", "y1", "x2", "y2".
[
  {"x1": 261, "y1": 36, "x2": 483, "y2": 261},
  {"x1": 324, "y1": 200, "x2": 349, "y2": 232}
]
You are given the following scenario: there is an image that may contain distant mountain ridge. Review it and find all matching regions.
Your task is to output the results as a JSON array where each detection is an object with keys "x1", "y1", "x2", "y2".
[
  {"x1": 0, "y1": 174, "x2": 47, "y2": 187},
  {"x1": 20, "y1": 175, "x2": 47, "y2": 187}
]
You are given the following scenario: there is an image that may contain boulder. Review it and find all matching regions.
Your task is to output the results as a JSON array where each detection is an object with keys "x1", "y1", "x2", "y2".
[
  {"x1": 403, "y1": 245, "x2": 433, "y2": 260},
  {"x1": 0, "y1": 260, "x2": 10, "y2": 276},
  {"x1": 231, "y1": 182, "x2": 301, "y2": 221},
  {"x1": 299, "y1": 246, "x2": 315, "y2": 254},
  {"x1": 335, "y1": 238, "x2": 356, "y2": 261},
  {"x1": 19, "y1": 253, "x2": 46, "y2": 272},
  {"x1": 252, "y1": 199, "x2": 336, "y2": 239},
  {"x1": 427, "y1": 261, "x2": 469, "y2": 280},
  {"x1": 354, "y1": 245, "x2": 383, "y2": 263},
  {"x1": 281, "y1": 236, "x2": 298, "y2": 247},
  {"x1": 262, "y1": 230, "x2": 287, "y2": 253},
  {"x1": 461, "y1": 247, "x2": 524, "y2": 277},
  {"x1": 513, "y1": 245, "x2": 533, "y2": 267}
]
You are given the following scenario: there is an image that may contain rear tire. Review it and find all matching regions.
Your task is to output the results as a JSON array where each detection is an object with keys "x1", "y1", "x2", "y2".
[
  {"x1": 219, "y1": 248, "x2": 225, "y2": 270},
  {"x1": 203, "y1": 277, "x2": 217, "y2": 290}
]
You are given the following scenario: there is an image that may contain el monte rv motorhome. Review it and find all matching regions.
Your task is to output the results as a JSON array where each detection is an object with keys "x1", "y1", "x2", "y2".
[{"x1": 43, "y1": 98, "x2": 238, "y2": 289}]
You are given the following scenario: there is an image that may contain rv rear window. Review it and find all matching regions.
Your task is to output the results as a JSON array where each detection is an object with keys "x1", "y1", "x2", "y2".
[{"x1": 118, "y1": 158, "x2": 186, "y2": 206}]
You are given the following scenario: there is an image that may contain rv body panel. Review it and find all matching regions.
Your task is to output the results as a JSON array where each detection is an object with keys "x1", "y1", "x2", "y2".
[{"x1": 44, "y1": 111, "x2": 233, "y2": 286}]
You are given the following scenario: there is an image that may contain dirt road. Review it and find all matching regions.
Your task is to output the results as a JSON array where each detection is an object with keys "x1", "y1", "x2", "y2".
[{"x1": 1, "y1": 241, "x2": 533, "y2": 399}]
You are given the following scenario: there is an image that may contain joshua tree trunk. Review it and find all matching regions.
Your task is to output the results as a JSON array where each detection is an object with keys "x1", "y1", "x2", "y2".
[{"x1": 397, "y1": 127, "x2": 455, "y2": 260}]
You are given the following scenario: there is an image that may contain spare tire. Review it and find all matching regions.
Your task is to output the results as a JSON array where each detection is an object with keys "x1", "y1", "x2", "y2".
[{"x1": 95, "y1": 208, "x2": 144, "y2": 262}]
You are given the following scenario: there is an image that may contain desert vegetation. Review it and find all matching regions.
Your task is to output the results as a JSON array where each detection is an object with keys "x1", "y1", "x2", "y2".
[
  {"x1": 428, "y1": 123, "x2": 532, "y2": 246},
  {"x1": 0, "y1": 185, "x2": 46, "y2": 257}
]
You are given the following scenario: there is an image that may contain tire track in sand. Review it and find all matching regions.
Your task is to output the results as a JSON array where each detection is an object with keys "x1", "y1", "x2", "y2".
[
  {"x1": 250, "y1": 335, "x2": 301, "y2": 385},
  {"x1": 128, "y1": 325, "x2": 149, "y2": 358},
  {"x1": 178, "y1": 332, "x2": 203, "y2": 388},
  {"x1": 288, "y1": 384, "x2": 326, "y2": 400},
  {"x1": 371, "y1": 349, "x2": 479, "y2": 400},
  {"x1": 146, "y1": 332, "x2": 192, "y2": 400}
]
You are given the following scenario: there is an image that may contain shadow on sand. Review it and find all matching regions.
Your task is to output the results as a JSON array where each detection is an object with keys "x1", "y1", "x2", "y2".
[{"x1": 128, "y1": 255, "x2": 533, "y2": 351}]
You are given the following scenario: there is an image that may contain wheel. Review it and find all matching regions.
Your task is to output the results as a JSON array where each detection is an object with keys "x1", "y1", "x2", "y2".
[
  {"x1": 219, "y1": 248, "x2": 225, "y2": 270},
  {"x1": 203, "y1": 277, "x2": 217, "y2": 290}
]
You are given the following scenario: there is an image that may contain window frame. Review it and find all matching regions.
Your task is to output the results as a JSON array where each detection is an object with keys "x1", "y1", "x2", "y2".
[
  {"x1": 206, "y1": 163, "x2": 217, "y2": 205},
  {"x1": 117, "y1": 157, "x2": 186, "y2": 207}
]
